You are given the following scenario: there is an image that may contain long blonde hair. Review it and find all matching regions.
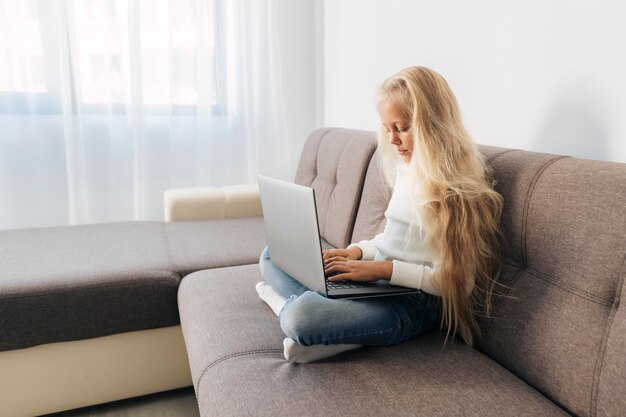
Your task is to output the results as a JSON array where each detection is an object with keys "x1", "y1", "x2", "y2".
[{"x1": 377, "y1": 66, "x2": 505, "y2": 347}]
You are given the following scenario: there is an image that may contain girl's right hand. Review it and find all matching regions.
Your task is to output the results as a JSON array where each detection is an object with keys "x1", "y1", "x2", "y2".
[{"x1": 322, "y1": 246, "x2": 362, "y2": 263}]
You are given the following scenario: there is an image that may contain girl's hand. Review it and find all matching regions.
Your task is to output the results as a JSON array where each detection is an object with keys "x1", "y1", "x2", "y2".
[
  {"x1": 322, "y1": 247, "x2": 362, "y2": 262},
  {"x1": 324, "y1": 257, "x2": 392, "y2": 282}
]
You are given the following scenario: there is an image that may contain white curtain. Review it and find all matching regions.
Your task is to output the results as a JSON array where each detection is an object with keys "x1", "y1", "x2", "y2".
[{"x1": 0, "y1": 0, "x2": 293, "y2": 230}]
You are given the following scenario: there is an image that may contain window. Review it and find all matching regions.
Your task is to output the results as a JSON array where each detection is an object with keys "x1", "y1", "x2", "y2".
[
  {"x1": 0, "y1": 0, "x2": 45, "y2": 93},
  {"x1": 0, "y1": 0, "x2": 221, "y2": 113}
]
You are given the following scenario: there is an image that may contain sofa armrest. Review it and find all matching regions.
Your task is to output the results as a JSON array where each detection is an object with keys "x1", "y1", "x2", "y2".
[{"x1": 164, "y1": 184, "x2": 262, "y2": 222}]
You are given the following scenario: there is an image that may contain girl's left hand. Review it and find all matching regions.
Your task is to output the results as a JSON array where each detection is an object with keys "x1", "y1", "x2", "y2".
[{"x1": 324, "y1": 256, "x2": 392, "y2": 282}]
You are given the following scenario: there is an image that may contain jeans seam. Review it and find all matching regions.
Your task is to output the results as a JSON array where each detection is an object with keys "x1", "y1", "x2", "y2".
[
  {"x1": 312, "y1": 321, "x2": 401, "y2": 346},
  {"x1": 403, "y1": 299, "x2": 437, "y2": 338}
]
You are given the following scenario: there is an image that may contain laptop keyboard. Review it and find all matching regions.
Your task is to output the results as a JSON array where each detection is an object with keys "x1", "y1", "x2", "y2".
[{"x1": 326, "y1": 280, "x2": 377, "y2": 290}]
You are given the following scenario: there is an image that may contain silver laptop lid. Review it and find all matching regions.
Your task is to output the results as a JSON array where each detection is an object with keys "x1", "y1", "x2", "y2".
[{"x1": 257, "y1": 175, "x2": 327, "y2": 296}]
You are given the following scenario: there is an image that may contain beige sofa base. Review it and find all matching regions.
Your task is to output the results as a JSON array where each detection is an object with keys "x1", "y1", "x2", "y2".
[{"x1": 0, "y1": 325, "x2": 193, "y2": 417}]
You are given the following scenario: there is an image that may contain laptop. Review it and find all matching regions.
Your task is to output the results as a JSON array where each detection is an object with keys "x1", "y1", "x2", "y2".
[{"x1": 257, "y1": 175, "x2": 419, "y2": 299}]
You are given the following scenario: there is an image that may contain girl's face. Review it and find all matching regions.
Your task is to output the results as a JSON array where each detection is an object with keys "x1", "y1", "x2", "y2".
[{"x1": 378, "y1": 99, "x2": 413, "y2": 163}]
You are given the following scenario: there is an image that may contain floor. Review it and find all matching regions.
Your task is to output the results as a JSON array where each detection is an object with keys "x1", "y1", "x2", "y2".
[{"x1": 43, "y1": 387, "x2": 200, "y2": 417}]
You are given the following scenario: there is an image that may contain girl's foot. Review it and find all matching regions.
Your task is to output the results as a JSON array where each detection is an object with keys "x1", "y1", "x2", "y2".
[
  {"x1": 255, "y1": 281, "x2": 287, "y2": 316},
  {"x1": 283, "y1": 338, "x2": 362, "y2": 364}
]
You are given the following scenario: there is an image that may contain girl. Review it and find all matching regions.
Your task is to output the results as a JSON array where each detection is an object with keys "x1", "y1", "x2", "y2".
[{"x1": 256, "y1": 66, "x2": 504, "y2": 363}]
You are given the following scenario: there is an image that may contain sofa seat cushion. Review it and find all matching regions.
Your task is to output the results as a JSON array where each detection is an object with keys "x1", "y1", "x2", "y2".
[
  {"x1": 0, "y1": 222, "x2": 180, "y2": 352},
  {"x1": 178, "y1": 266, "x2": 569, "y2": 417},
  {"x1": 0, "y1": 218, "x2": 267, "y2": 352}
]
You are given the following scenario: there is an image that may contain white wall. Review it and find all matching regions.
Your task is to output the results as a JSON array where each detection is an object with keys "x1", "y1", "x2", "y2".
[{"x1": 322, "y1": 0, "x2": 626, "y2": 163}]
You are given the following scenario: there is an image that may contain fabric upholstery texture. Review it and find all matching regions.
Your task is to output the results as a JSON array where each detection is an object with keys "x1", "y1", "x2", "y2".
[
  {"x1": 596, "y1": 265, "x2": 626, "y2": 417},
  {"x1": 350, "y1": 149, "x2": 391, "y2": 244},
  {"x1": 294, "y1": 128, "x2": 377, "y2": 249},
  {"x1": 486, "y1": 149, "x2": 565, "y2": 266},
  {"x1": 477, "y1": 154, "x2": 626, "y2": 417},
  {"x1": 164, "y1": 217, "x2": 267, "y2": 275},
  {"x1": 0, "y1": 222, "x2": 179, "y2": 351},
  {"x1": 177, "y1": 265, "x2": 286, "y2": 391},
  {"x1": 177, "y1": 265, "x2": 569, "y2": 417},
  {"x1": 0, "y1": 218, "x2": 268, "y2": 351}
]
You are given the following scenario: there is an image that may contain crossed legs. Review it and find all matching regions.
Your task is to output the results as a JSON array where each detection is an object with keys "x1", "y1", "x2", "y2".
[{"x1": 257, "y1": 246, "x2": 438, "y2": 363}]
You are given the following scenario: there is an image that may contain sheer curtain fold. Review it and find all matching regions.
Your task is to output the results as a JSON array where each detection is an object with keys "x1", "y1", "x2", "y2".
[{"x1": 0, "y1": 0, "x2": 293, "y2": 230}]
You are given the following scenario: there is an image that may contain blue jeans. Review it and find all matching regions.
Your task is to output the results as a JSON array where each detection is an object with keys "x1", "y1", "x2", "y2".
[{"x1": 259, "y1": 246, "x2": 440, "y2": 346}]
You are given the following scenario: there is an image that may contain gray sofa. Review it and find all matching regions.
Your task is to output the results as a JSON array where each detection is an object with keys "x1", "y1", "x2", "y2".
[{"x1": 1, "y1": 128, "x2": 625, "y2": 417}]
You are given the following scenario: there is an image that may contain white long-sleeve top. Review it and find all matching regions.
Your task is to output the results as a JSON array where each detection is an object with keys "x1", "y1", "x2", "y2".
[{"x1": 347, "y1": 164, "x2": 442, "y2": 296}]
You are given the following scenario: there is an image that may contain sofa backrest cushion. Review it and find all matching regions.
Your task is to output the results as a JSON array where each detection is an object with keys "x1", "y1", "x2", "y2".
[
  {"x1": 294, "y1": 128, "x2": 377, "y2": 249},
  {"x1": 478, "y1": 153, "x2": 626, "y2": 417},
  {"x1": 349, "y1": 134, "x2": 626, "y2": 417},
  {"x1": 597, "y1": 274, "x2": 626, "y2": 417},
  {"x1": 350, "y1": 148, "x2": 391, "y2": 243}
]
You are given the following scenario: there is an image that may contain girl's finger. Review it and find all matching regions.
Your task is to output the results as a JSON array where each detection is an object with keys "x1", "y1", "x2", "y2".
[
  {"x1": 322, "y1": 251, "x2": 337, "y2": 261},
  {"x1": 325, "y1": 263, "x2": 350, "y2": 275},
  {"x1": 324, "y1": 256, "x2": 347, "y2": 265},
  {"x1": 327, "y1": 272, "x2": 350, "y2": 281},
  {"x1": 324, "y1": 260, "x2": 349, "y2": 271}
]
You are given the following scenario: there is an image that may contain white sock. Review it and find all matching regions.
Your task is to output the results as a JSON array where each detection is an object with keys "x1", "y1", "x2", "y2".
[
  {"x1": 283, "y1": 338, "x2": 362, "y2": 364},
  {"x1": 255, "y1": 281, "x2": 287, "y2": 316}
]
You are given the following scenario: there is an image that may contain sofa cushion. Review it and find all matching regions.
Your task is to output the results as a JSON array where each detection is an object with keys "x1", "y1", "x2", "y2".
[
  {"x1": 294, "y1": 128, "x2": 377, "y2": 249},
  {"x1": 177, "y1": 266, "x2": 569, "y2": 417},
  {"x1": 350, "y1": 148, "x2": 391, "y2": 244},
  {"x1": 487, "y1": 148, "x2": 565, "y2": 266},
  {"x1": 0, "y1": 218, "x2": 268, "y2": 352},
  {"x1": 0, "y1": 222, "x2": 178, "y2": 351},
  {"x1": 164, "y1": 217, "x2": 267, "y2": 275},
  {"x1": 477, "y1": 155, "x2": 626, "y2": 417},
  {"x1": 597, "y1": 271, "x2": 626, "y2": 417}
]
